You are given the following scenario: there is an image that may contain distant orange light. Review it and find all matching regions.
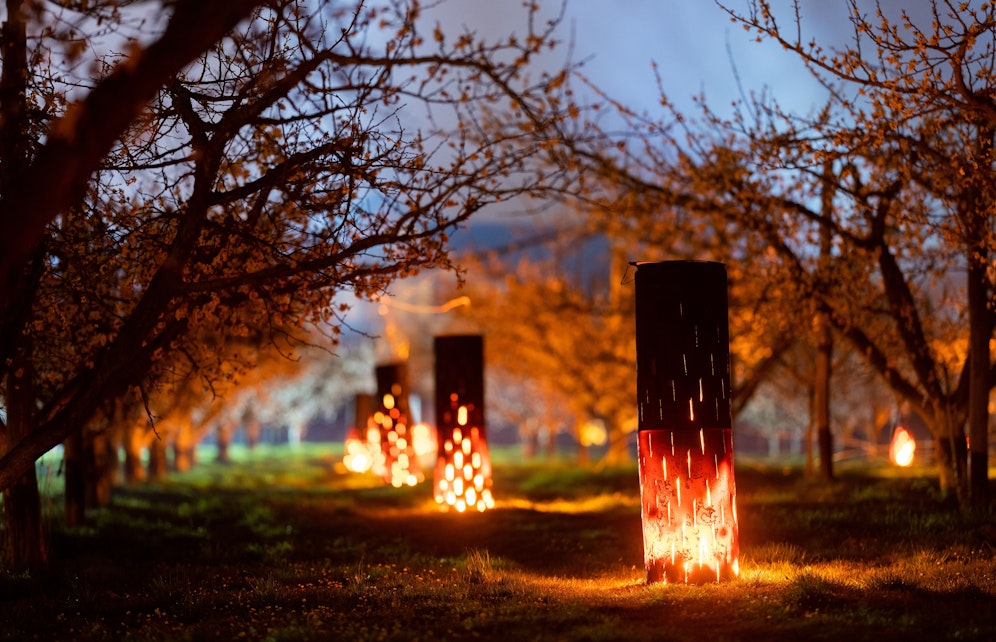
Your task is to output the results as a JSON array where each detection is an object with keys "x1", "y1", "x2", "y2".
[
  {"x1": 343, "y1": 429, "x2": 374, "y2": 474},
  {"x1": 890, "y1": 426, "x2": 915, "y2": 467},
  {"x1": 371, "y1": 364, "x2": 424, "y2": 487}
]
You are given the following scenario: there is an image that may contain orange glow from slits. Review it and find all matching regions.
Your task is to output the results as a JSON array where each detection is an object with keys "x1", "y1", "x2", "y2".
[
  {"x1": 368, "y1": 392, "x2": 425, "y2": 488},
  {"x1": 889, "y1": 426, "x2": 916, "y2": 467},
  {"x1": 410, "y1": 422, "x2": 437, "y2": 457},
  {"x1": 638, "y1": 429, "x2": 738, "y2": 584},
  {"x1": 434, "y1": 424, "x2": 494, "y2": 513}
]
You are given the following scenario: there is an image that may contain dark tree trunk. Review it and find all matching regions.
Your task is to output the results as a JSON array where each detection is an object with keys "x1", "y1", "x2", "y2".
[
  {"x1": 216, "y1": 436, "x2": 230, "y2": 464},
  {"x1": 2, "y1": 465, "x2": 46, "y2": 572},
  {"x1": 246, "y1": 417, "x2": 260, "y2": 450},
  {"x1": 934, "y1": 408, "x2": 968, "y2": 501},
  {"x1": 148, "y1": 439, "x2": 168, "y2": 481},
  {"x1": 814, "y1": 313, "x2": 834, "y2": 481},
  {"x1": 966, "y1": 238, "x2": 990, "y2": 510},
  {"x1": 0, "y1": 1, "x2": 46, "y2": 570},
  {"x1": 815, "y1": 165, "x2": 834, "y2": 482},
  {"x1": 805, "y1": 391, "x2": 815, "y2": 478},
  {"x1": 216, "y1": 422, "x2": 232, "y2": 464},
  {"x1": 63, "y1": 428, "x2": 114, "y2": 525},
  {"x1": 63, "y1": 431, "x2": 86, "y2": 526},
  {"x1": 2, "y1": 340, "x2": 47, "y2": 570},
  {"x1": 87, "y1": 431, "x2": 114, "y2": 508}
]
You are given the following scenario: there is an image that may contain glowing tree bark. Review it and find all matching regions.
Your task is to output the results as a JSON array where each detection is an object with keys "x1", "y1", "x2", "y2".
[
  {"x1": 371, "y1": 364, "x2": 422, "y2": 487},
  {"x1": 433, "y1": 335, "x2": 495, "y2": 512},
  {"x1": 634, "y1": 261, "x2": 739, "y2": 584}
]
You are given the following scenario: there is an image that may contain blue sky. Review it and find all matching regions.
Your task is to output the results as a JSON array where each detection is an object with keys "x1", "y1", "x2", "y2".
[{"x1": 427, "y1": 1, "x2": 852, "y2": 122}]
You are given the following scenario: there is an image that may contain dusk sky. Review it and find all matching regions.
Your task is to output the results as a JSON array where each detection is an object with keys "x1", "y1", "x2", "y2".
[{"x1": 427, "y1": 1, "x2": 861, "y2": 121}]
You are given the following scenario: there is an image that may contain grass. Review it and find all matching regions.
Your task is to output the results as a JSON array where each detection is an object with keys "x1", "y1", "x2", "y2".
[{"x1": 1, "y1": 446, "x2": 995, "y2": 641}]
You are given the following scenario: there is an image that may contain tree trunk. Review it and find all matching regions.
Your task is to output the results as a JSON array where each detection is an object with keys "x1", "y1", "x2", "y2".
[
  {"x1": 172, "y1": 442, "x2": 195, "y2": 473},
  {"x1": 966, "y1": 242, "x2": 990, "y2": 510},
  {"x1": 603, "y1": 424, "x2": 630, "y2": 466},
  {"x1": 2, "y1": 466, "x2": 46, "y2": 572},
  {"x1": 0, "y1": 0, "x2": 46, "y2": 570},
  {"x1": 122, "y1": 423, "x2": 147, "y2": 484},
  {"x1": 814, "y1": 313, "x2": 834, "y2": 481},
  {"x1": 805, "y1": 389, "x2": 815, "y2": 477},
  {"x1": 216, "y1": 422, "x2": 232, "y2": 464},
  {"x1": 246, "y1": 416, "x2": 260, "y2": 450},
  {"x1": 123, "y1": 441, "x2": 145, "y2": 484},
  {"x1": 933, "y1": 407, "x2": 968, "y2": 502},
  {"x1": 2, "y1": 342, "x2": 47, "y2": 571},
  {"x1": 148, "y1": 439, "x2": 168, "y2": 481},
  {"x1": 522, "y1": 424, "x2": 539, "y2": 458},
  {"x1": 576, "y1": 424, "x2": 590, "y2": 467},
  {"x1": 63, "y1": 431, "x2": 86, "y2": 526},
  {"x1": 87, "y1": 431, "x2": 114, "y2": 508},
  {"x1": 815, "y1": 164, "x2": 835, "y2": 482}
]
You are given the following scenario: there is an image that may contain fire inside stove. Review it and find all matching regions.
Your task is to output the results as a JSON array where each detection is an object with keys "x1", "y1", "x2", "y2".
[
  {"x1": 634, "y1": 261, "x2": 740, "y2": 584},
  {"x1": 638, "y1": 428, "x2": 738, "y2": 583},
  {"x1": 434, "y1": 397, "x2": 494, "y2": 512},
  {"x1": 889, "y1": 425, "x2": 916, "y2": 467},
  {"x1": 343, "y1": 393, "x2": 376, "y2": 474},
  {"x1": 370, "y1": 364, "x2": 424, "y2": 488},
  {"x1": 433, "y1": 335, "x2": 494, "y2": 512}
]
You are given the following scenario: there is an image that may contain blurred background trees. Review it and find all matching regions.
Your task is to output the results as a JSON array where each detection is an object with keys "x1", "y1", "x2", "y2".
[
  {"x1": 1, "y1": 0, "x2": 993, "y2": 574},
  {"x1": 0, "y1": 0, "x2": 574, "y2": 569},
  {"x1": 531, "y1": 0, "x2": 994, "y2": 507}
]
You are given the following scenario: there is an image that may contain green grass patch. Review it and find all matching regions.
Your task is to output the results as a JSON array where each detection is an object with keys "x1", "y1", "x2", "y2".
[{"x1": 2, "y1": 447, "x2": 994, "y2": 640}]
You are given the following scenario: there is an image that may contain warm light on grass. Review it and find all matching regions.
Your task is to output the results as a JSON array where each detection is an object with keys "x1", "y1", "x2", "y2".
[
  {"x1": 15, "y1": 449, "x2": 995, "y2": 641},
  {"x1": 500, "y1": 494, "x2": 639, "y2": 514},
  {"x1": 342, "y1": 429, "x2": 375, "y2": 473}
]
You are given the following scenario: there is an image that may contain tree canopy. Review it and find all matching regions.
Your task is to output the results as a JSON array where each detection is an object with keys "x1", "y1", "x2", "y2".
[
  {"x1": 0, "y1": 0, "x2": 575, "y2": 570},
  {"x1": 541, "y1": 0, "x2": 994, "y2": 505}
]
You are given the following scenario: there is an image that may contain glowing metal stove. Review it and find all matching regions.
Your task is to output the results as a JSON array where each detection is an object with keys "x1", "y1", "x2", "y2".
[{"x1": 634, "y1": 261, "x2": 740, "y2": 583}]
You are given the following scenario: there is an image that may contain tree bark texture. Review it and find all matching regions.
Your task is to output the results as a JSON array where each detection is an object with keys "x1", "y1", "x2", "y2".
[
  {"x1": 966, "y1": 237, "x2": 991, "y2": 510},
  {"x1": 63, "y1": 431, "x2": 86, "y2": 527},
  {"x1": 2, "y1": 343, "x2": 47, "y2": 570},
  {"x1": 814, "y1": 312, "x2": 834, "y2": 482}
]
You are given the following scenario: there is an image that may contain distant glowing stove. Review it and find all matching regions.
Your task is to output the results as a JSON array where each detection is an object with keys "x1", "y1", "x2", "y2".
[{"x1": 371, "y1": 363, "x2": 424, "y2": 487}]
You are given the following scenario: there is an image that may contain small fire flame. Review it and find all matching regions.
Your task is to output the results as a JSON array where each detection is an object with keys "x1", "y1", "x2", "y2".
[
  {"x1": 434, "y1": 400, "x2": 494, "y2": 512},
  {"x1": 889, "y1": 426, "x2": 916, "y2": 467},
  {"x1": 371, "y1": 390, "x2": 424, "y2": 487},
  {"x1": 410, "y1": 422, "x2": 437, "y2": 459},
  {"x1": 343, "y1": 428, "x2": 375, "y2": 473},
  {"x1": 638, "y1": 428, "x2": 739, "y2": 583}
]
